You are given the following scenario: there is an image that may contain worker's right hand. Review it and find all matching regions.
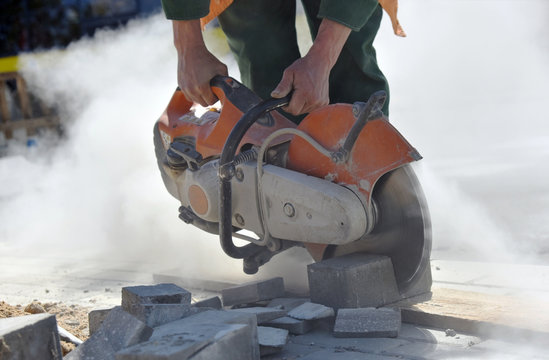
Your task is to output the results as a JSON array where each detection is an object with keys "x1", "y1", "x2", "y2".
[{"x1": 177, "y1": 46, "x2": 228, "y2": 107}]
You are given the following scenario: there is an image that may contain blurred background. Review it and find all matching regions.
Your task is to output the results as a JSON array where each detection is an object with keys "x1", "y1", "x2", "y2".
[{"x1": 0, "y1": 0, "x2": 547, "y2": 290}]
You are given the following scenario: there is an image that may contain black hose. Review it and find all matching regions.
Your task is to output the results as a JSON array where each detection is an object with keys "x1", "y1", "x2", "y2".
[{"x1": 218, "y1": 95, "x2": 291, "y2": 259}]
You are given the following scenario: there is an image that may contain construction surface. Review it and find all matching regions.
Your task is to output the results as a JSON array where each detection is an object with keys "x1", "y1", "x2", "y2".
[{"x1": 1, "y1": 252, "x2": 548, "y2": 359}]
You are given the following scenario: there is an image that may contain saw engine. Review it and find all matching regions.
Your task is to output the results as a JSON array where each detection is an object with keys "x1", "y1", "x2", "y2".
[{"x1": 154, "y1": 76, "x2": 431, "y2": 296}]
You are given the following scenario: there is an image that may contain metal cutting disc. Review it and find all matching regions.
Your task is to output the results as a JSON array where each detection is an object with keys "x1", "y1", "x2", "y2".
[{"x1": 324, "y1": 165, "x2": 432, "y2": 295}]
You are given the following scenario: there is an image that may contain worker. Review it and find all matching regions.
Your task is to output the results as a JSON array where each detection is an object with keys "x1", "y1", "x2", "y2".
[{"x1": 161, "y1": 0, "x2": 404, "y2": 120}]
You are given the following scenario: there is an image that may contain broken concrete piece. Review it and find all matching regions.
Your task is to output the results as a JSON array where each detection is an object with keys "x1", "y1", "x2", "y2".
[
  {"x1": 307, "y1": 253, "x2": 400, "y2": 309},
  {"x1": 0, "y1": 313, "x2": 63, "y2": 360},
  {"x1": 151, "y1": 310, "x2": 260, "y2": 360},
  {"x1": 333, "y1": 307, "x2": 401, "y2": 338},
  {"x1": 88, "y1": 308, "x2": 112, "y2": 336},
  {"x1": 65, "y1": 307, "x2": 152, "y2": 360},
  {"x1": 222, "y1": 277, "x2": 284, "y2": 307},
  {"x1": 267, "y1": 297, "x2": 310, "y2": 311},
  {"x1": 263, "y1": 316, "x2": 313, "y2": 335},
  {"x1": 229, "y1": 307, "x2": 287, "y2": 324},
  {"x1": 288, "y1": 302, "x2": 334, "y2": 321},
  {"x1": 116, "y1": 322, "x2": 252, "y2": 360},
  {"x1": 258, "y1": 326, "x2": 289, "y2": 356},
  {"x1": 193, "y1": 296, "x2": 222, "y2": 309},
  {"x1": 122, "y1": 283, "x2": 191, "y2": 312}
]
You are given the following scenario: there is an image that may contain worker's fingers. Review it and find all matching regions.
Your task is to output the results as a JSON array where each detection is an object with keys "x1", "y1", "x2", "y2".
[
  {"x1": 271, "y1": 71, "x2": 294, "y2": 98},
  {"x1": 285, "y1": 90, "x2": 307, "y2": 115}
]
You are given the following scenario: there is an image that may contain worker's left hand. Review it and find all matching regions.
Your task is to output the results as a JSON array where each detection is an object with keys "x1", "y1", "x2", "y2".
[{"x1": 271, "y1": 54, "x2": 330, "y2": 116}]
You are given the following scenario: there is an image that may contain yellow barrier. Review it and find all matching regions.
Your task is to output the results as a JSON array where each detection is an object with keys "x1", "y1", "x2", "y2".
[{"x1": 0, "y1": 56, "x2": 18, "y2": 74}]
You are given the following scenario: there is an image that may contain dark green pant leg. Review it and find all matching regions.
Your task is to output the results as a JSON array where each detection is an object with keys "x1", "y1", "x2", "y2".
[
  {"x1": 301, "y1": 0, "x2": 390, "y2": 115},
  {"x1": 217, "y1": 0, "x2": 301, "y2": 101}
]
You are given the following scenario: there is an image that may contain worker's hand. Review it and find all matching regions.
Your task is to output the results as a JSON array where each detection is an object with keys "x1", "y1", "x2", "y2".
[
  {"x1": 271, "y1": 18, "x2": 351, "y2": 116},
  {"x1": 271, "y1": 55, "x2": 330, "y2": 116},
  {"x1": 177, "y1": 47, "x2": 228, "y2": 107}
]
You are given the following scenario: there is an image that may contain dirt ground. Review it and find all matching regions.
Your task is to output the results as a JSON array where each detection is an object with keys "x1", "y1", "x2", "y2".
[{"x1": 0, "y1": 300, "x2": 90, "y2": 355}]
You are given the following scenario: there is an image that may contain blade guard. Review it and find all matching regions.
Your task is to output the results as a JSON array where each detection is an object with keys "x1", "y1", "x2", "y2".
[
  {"x1": 287, "y1": 101, "x2": 422, "y2": 262},
  {"x1": 157, "y1": 77, "x2": 296, "y2": 159},
  {"x1": 287, "y1": 103, "x2": 421, "y2": 205}
]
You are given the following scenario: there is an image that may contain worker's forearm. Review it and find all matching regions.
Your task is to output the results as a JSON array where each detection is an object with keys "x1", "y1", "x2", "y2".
[
  {"x1": 306, "y1": 19, "x2": 352, "y2": 69},
  {"x1": 172, "y1": 20, "x2": 206, "y2": 54}
]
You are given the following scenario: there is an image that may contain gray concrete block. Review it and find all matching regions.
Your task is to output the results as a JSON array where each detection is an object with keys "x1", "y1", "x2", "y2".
[
  {"x1": 0, "y1": 313, "x2": 63, "y2": 360},
  {"x1": 258, "y1": 326, "x2": 289, "y2": 356},
  {"x1": 116, "y1": 323, "x2": 251, "y2": 360},
  {"x1": 65, "y1": 307, "x2": 153, "y2": 360},
  {"x1": 128, "y1": 303, "x2": 193, "y2": 328},
  {"x1": 307, "y1": 253, "x2": 400, "y2": 309},
  {"x1": 151, "y1": 310, "x2": 260, "y2": 360},
  {"x1": 267, "y1": 297, "x2": 310, "y2": 311},
  {"x1": 229, "y1": 307, "x2": 286, "y2": 324},
  {"x1": 262, "y1": 316, "x2": 313, "y2": 335},
  {"x1": 288, "y1": 302, "x2": 335, "y2": 321},
  {"x1": 221, "y1": 277, "x2": 284, "y2": 307},
  {"x1": 88, "y1": 308, "x2": 112, "y2": 336},
  {"x1": 121, "y1": 283, "x2": 191, "y2": 311},
  {"x1": 333, "y1": 308, "x2": 401, "y2": 338},
  {"x1": 192, "y1": 296, "x2": 222, "y2": 309}
]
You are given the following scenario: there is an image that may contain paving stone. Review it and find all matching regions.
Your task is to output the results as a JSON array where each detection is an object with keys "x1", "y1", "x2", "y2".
[
  {"x1": 333, "y1": 308, "x2": 401, "y2": 338},
  {"x1": 0, "y1": 313, "x2": 63, "y2": 360},
  {"x1": 88, "y1": 308, "x2": 112, "y2": 336},
  {"x1": 127, "y1": 303, "x2": 193, "y2": 328},
  {"x1": 65, "y1": 307, "x2": 153, "y2": 360},
  {"x1": 258, "y1": 326, "x2": 289, "y2": 356},
  {"x1": 151, "y1": 310, "x2": 260, "y2": 360},
  {"x1": 116, "y1": 323, "x2": 252, "y2": 360},
  {"x1": 222, "y1": 277, "x2": 285, "y2": 307},
  {"x1": 229, "y1": 307, "x2": 287, "y2": 324},
  {"x1": 267, "y1": 297, "x2": 310, "y2": 311},
  {"x1": 193, "y1": 296, "x2": 222, "y2": 309},
  {"x1": 263, "y1": 316, "x2": 313, "y2": 335},
  {"x1": 121, "y1": 283, "x2": 191, "y2": 312},
  {"x1": 288, "y1": 302, "x2": 334, "y2": 321},
  {"x1": 307, "y1": 253, "x2": 400, "y2": 309}
]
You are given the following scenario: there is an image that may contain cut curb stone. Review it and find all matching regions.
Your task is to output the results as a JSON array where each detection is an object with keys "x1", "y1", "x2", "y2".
[
  {"x1": 288, "y1": 302, "x2": 335, "y2": 321},
  {"x1": 222, "y1": 277, "x2": 284, "y2": 307},
  {"x1": 151, "y1": 310, "x2": 260, "y2": 360},
  {"x1": 122, "y1": 283, "x2": 191, "y2": 311},
  {"x1": 116, "y1": 322, "x2": 252, "y2": 360},
  {"x1": 0, "y1": 313, "x2": 63, "y2": 360},
  {"x1": 263, "y1": 316, "x2": 313, "y2": 335},
  {"x1": 333, "y1": 307, "x2": 401, "y2": 338},
  {"x1": 229, "y1": 307, "x2": 287, "y2": 324},
  {"x1": 267, "y1": 297, "x2": 310, "y2": 311},
  {"x1": 307, "y1": 253, "x2": 400, "y2": 309},
  {"x1": 65, "y1": 307, "x2": 153, "y2": 360},
  {"x1": 258, "y1": 326, "x2": 289, "y2": 356},
  {"x1": 127, "y1": 303, "x2": 194, "y2": 328},
  {"x1": 193, "y1": 296, "x2": 222, "y2": 309}
]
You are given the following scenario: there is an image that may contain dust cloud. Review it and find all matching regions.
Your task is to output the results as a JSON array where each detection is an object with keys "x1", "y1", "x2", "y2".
[{"x1": 0, "y1": 1, "x2": 548, "y2": 293}]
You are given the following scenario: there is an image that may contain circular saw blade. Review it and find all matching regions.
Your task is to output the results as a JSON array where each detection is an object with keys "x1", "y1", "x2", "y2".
[{"x1": 325, "y1": 165, "x2": 432, "y2": 294}]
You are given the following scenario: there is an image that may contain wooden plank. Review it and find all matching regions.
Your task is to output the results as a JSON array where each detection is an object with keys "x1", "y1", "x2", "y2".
[
  {"x1": 0, "y1": 116, "x2": 60, "y2": 132},
  {"x1": 393, "y1": 287, "x2": 549, "y2": 343}
]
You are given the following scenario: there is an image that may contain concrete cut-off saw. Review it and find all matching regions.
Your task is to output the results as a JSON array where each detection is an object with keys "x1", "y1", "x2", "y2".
[{"x1": 154, "y1": 76, "x2": 431, "y2": 297}]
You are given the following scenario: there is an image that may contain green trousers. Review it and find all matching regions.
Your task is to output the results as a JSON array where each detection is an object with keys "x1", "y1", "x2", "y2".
[{"x1": 217, "y1": 0, "x2": 390, "y2": 119}]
